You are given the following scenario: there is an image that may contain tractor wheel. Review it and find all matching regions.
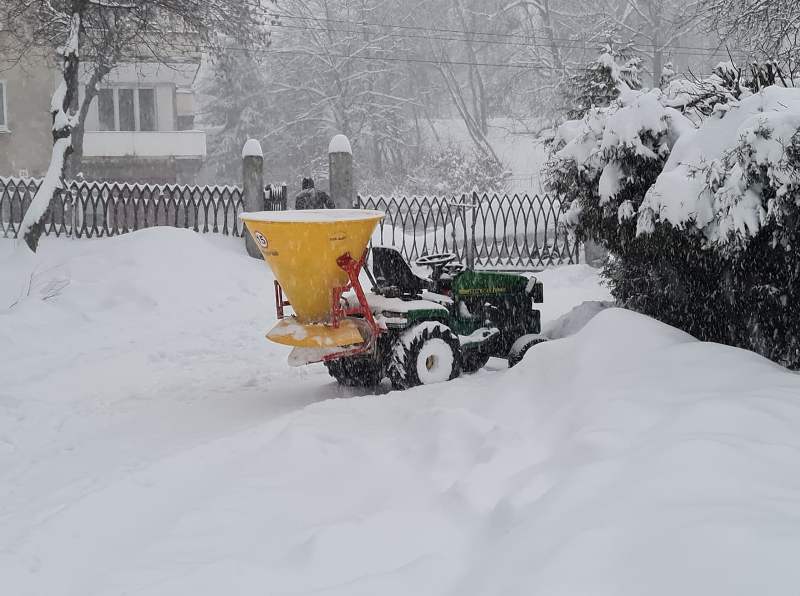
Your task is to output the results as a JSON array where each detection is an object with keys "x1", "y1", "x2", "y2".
[
  {"x1": 461, "y1": 351, "x2": 490, "y2": 374},
  {"x1": 325, "y1": 357, "x2": 383, "y2": 387},
  {"x1": 388, "y1": 323, "x2": 462, "y2": 390},
  {"x1": 507, "y1": 334, "x2": 548, "y2": 368}
]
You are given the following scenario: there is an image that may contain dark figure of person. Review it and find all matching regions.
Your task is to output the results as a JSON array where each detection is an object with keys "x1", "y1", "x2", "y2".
[{"x1": 294, "y1": 177, "x2": 335, "y2": 210}]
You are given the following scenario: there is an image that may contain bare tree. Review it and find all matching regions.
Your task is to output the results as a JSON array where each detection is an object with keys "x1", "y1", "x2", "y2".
[
  {"x1": 696, "y1": 0, "x2": 800, "y2": 80},
  {"x1": 405, "y1": 0, "x2": 521, "y2": 162},
  {"x1": 205, "y1": 0, "x2": 422, "y2": 186},
  {"x1": 2, "y1": 0, "x2": 273, "y2": 252},
  {"x1": 590, "y1": 1, "x2": 703, "y2": 86},
  {"x1": 505, "y1": 0, "x2": 600, "y2": 109}
]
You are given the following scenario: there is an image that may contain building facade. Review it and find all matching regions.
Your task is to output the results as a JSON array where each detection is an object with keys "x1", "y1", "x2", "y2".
[
  {"x1": 0, "y1": 50, "x2": 54, "y2": 178},
  {"x1": 78, "y1": 61, "x2": 206, "y2": 184},
  {"x1": 0, "y1": 49, "x2": 206, "y2": 184}
]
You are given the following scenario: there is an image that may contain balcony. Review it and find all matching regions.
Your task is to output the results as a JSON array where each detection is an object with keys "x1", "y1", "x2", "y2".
[{"x1": 83, "y1": 130, "x2": 206, "y2": 159}]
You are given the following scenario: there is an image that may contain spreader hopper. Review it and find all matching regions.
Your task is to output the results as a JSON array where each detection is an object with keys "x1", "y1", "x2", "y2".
[{"x1": 240, "y1": 209, "x2": 384, "y2": 357}]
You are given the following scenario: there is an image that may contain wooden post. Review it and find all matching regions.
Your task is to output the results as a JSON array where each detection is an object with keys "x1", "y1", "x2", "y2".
[
  {"x1": 328, "y1": 134, "x2": 353, "y2": 208},
  {"x1": 242, "y1": 138, "x2": 264, "y2": 259}
]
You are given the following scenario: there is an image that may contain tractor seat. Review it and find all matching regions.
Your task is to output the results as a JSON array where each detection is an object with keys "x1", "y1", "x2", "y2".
[{"x1": 371, "y1": 246, "x2": 430, "y2": 295}]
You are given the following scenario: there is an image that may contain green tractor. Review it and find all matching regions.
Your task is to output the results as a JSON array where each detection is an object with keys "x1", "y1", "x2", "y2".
[{"x1": 325, "y1": 247, "x2": 547, "y2": 389}]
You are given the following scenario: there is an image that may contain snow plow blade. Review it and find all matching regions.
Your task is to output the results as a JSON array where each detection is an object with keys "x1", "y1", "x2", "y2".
[{"x1": 266, "y1": 318, "x2": 364, "y2": 348}]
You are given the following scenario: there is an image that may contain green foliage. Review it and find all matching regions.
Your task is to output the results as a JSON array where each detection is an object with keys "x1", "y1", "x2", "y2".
[{"x1": 545, "y1": 89, "x2": 673, "y2": 255}]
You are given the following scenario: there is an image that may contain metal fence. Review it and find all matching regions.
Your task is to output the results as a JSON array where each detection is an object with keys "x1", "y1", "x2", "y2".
[
  {"x1": 0, "y1": 177, "x2": 286, "y2": 239},
  {"x1": 357, "y1": 192, "x2": 580, "y2": 270}
]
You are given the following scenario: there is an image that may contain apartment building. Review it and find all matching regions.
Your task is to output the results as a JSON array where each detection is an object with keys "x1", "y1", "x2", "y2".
[{"x1": 0, "y1": 50, "x2": 206, "y2": 184}]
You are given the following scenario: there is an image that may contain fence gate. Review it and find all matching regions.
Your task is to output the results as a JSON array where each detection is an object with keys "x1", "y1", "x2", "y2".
[
  {"x1": 1, "y1": 176, "x2": 286, "y2": 240},
  {"x1": 357, "y1": 192, "x2": 580, "y2": 270}
]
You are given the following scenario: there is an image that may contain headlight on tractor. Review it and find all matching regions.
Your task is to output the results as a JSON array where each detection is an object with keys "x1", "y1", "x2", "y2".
[
  {"x1": 382, "y1": 311, "x2": 405, "y2": 319},
  {"x1": 380, "y1": 311, "x2": 408, "y2": 328}
]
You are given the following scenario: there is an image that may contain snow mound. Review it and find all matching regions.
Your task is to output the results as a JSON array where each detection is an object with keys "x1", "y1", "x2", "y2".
[
  {"x1": 3, "y1": 232, "x2": 800, "y2": 595},
  {"x1": 0, "y1": 242, "x2": 37, "y2": 309},
  {"x1": 0, "y1": 228, "x2": 273, "y2": 375},
  {"x1": 532, "y1": 264, "x2": 613, "y2": 324},
  {"x1": 474, "y1": 310, "x2": 800, "y2": 594},
  {"x1": 543, "y1": 299, "x2": 614, "y2": 339}
]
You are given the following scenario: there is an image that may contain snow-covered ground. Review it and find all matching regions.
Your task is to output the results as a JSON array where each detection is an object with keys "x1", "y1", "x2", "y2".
[{"x1": 3, "y1": 229, "x2": 800, "y2": 595}]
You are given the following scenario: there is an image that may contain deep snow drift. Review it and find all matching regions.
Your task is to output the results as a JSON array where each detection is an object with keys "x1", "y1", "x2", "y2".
[{"x1": 2, "y1": 229, "x2": 800, "y2": 596}]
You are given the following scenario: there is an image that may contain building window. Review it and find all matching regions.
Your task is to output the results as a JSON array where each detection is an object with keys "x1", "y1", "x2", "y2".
[
  {"x1": 0, "y1": 80, "x2": 8, "y2": 130},
  {"x1": 138, "y1": 88, "x2": 156, "y2": 131},
  {"x1": 98, "y1": 88, "x2": 115, "y2": 131},
  {"x1": 97, "y1": 87, "x2": 158, "y2": 132},
  {"x1": 118, "y1": 88, "x2": 135, "y2": 131}
]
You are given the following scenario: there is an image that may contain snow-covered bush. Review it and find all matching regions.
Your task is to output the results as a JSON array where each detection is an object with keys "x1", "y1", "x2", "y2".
[
  {"x1": 550, "y1": 81, "x2": 800, "y2": 368},
  {"x1": 661, "y1": 62, "x2": 744, "y2": 124},
  {"x1": 662, "y1": 61, "x2": 789, "y2": 125},
  {"x1": 636, "y1": 86, "x2": 800, "y2": 366},
  {"x1": 546, "y1": 88, "x2": 691, "y2": 254},
  {"x1": 545, "y1": 86, "x2": 722, "y2": 344}
]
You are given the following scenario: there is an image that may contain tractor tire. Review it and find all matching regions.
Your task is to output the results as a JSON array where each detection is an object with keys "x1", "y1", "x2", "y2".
[
  {"x1": 325, "y1": 357, "x2": 383, "y2": 387},
  {"x1": 388, "y1": 323, "x2": 462, "y2": 390},
  {"x1": 508, "y1": 334, "x2": 548, "y2": 368},
  {"x1": 461, "y1": 351, "x2": 490, "y2": 374}
]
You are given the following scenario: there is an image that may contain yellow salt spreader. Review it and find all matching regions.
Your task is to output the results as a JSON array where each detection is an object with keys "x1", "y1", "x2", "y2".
[{"x1": 239, "y1": 209, "x2": 386, "y2": 366}]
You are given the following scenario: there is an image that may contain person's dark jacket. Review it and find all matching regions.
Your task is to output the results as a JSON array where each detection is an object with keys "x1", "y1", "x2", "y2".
[{"x1": 295, "y1": 188, "x2": 335, "y2": 209}]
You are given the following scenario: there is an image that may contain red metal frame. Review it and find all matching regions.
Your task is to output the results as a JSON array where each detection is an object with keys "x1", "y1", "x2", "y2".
[
  {"x1": 323, "y1": 250, "x2": 383, "y2": 362},
  {"x1": 330, "y1": 251, "x2": 376, "y2": 328},
  {"x1": 272, "y1": 250, "x2": 383, "y2": 363}
]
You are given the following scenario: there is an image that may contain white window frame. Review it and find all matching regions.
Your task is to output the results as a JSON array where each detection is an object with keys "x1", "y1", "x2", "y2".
[
  {"x1": 98, "y1": 86, "x2": 158, "y2": 132},
  {"x1": 0, "y1": 80, "x2": 9, "y2": 132}
]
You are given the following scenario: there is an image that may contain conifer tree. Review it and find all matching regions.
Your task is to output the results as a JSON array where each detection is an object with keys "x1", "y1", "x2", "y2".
[{"x1": 561, "y1": 42, "x2": 642, "y2": 120}]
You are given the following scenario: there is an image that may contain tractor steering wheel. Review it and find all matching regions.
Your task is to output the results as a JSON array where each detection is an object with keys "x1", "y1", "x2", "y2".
[{"x1": 415, "y1": 253, "x2": 457, "y2": 268}]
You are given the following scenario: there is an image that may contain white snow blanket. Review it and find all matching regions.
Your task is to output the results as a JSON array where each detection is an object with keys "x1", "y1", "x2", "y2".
[
  {"x1": 3, "y1": 229, "x2": 800, "y2": 596},
  {"x1": 639, "y1": 86, "x2": 800, "y2": 242}
]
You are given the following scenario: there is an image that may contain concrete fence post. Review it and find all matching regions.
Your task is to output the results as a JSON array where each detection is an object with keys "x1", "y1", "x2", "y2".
[
  {"x1": 242, "y1": 138, "x2": 264, "y2": 259},
  {"x1": 328, "y1": 134, "x2": 353, "y2": 208}
]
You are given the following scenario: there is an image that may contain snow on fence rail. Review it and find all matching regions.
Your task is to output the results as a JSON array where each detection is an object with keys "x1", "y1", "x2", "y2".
[
  {"x1": 357, "y1": 192, "x2": 580, "y2": 269},
  {"x1": 0, "y1": 176, "x2": 287, "y2": 239}
]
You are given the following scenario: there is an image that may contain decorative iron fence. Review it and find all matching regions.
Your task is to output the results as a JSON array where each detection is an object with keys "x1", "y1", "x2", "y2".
[
  {"x1": 0, "y1": 177, "x2": 286, "y2": 239},
  {"x1": 357, "y1": 192, "x2": 580, "y2": 270}
]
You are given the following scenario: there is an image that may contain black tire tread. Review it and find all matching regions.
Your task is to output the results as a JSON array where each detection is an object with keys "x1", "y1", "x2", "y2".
[
  {"x1": 507, "y1": 336, "x2": 547, "y2": 368},
  {"x1": 388, "y1": 324, "x2": 462, "y2": 390},
  {"x1": 325, "y1": 358, "x2": 382, "y2": 387}
]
